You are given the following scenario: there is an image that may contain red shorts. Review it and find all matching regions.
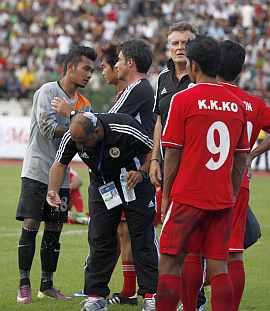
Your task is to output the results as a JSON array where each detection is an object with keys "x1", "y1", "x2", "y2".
[
  {"x1": 154, "y1": 187, "x2": 162, "y2": 226},
  {"x1": 229, "y1": 188, "x2": 249, "y2": 252},
  {"x1": 160, "y1": 202, "x2": 232, "y2": 260}
]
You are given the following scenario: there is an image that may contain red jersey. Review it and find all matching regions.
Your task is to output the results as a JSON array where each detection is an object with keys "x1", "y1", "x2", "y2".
[
  {"x1": 221, "y1": 82, "x2": 270, "y2": 189},
  {"x1": 162, "y1": 83, "x2": 249, "y2": 211}
]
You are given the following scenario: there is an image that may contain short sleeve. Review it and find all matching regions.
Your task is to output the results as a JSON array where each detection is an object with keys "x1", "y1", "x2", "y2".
[
  {"x1": 162, "y1": 93, "x2": 185, "y2": 149},
  {"x1": 235, "y1": 116, "x2": 250, "y2": 153},
  {"x1": 259, "y1": 100, "x2": 270, "y2": 133},
  {"x1": 153, "y1": 75, "x2": 161, "y2": 115},
  {"x1": 55, "y1": 131, "x2": 77, "y2": 165},
  {"x1": 128, "y1": 125, "x2": 153, "y2": 156}
]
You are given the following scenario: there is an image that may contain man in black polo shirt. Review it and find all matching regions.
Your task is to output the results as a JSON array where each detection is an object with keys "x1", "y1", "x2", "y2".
[
  {"x1": 47, "y1": 112, "x2": 158, "y2": 311},
  {"x1": 107, "y1": 40, "x2": 156, "y2": 306},
  {"x1": 151, "y1": 22, "x2": 197, "y2": 177},
  {"x1": 149, "y1": 22, "x2": 207, "y2": 311}
]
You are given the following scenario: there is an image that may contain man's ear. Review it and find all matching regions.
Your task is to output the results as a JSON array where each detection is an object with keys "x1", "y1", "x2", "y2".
[
  {"x1": 94, "y1": 127, "x2": 102, "y2": 136},
  {"x1": 192, "y1": 60, "x2": 200, "y2": 75},
  {"x1": 127, "y1": 58, "x2": 134, "y2": 69},
  {"x1": 67, "y1": 63, "x2": 75, "y2": 73}
]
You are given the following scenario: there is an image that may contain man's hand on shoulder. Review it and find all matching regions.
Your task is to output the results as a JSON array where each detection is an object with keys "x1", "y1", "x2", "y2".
[{"x1": 51, "y1": 97, "x2": 73, "y2": 117}]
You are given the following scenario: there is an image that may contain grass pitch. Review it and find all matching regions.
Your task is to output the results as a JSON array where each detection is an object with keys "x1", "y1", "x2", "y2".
[{"x1": 0, "y1": 163, "x2": 269, "y2": 310}]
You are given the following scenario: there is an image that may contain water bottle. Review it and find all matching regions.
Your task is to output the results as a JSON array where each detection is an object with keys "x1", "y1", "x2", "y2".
[{"x1": 120, "y1": 168, "x2": 136, "y2": 202}]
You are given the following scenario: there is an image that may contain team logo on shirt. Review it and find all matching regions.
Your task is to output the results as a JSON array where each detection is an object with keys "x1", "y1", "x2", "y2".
[
  {"x1": 161, "y1": 87, "x2": 167, "y2": 95},
  {"x1": 109, "y1": 147, "x2": 120, "y2": 158},
  {"x1": 80, "y1": 152, "x2": 90, "y2": 159}
]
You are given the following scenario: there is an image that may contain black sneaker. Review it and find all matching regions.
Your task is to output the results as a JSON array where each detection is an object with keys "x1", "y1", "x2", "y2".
[
  {"x1": 107, "y1": 293, "x2": 138, "y2": 305},
  {"x1": 197, "y1": 288, "x2": 207, "y2": 311}
]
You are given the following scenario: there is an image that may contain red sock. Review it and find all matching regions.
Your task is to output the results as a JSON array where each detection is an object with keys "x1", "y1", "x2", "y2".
[
  {"x1": 210, "y1": 273, "x2": 233, "y2": 311},
  {"x1": 157, "y1": 274, "x2": 180, "y2": 311},
  {"x1": 120, "y1": 261, "x2": 136, "y2": 297},
  {"x1": 144, "y1": 293, "x2": 156, "y2": 299},
  {"x1": 71, "y1": 190, "x2": 84, "y2": 213},
  {"x1": 178, "y1": 275, "x2": 183, "y2": 303},
  {"x1": 181, "y1": 255, "x2": 203, "y2": 311},
  {"x1": 229, "y1": 260, "x2": 245, "y2": 311}
]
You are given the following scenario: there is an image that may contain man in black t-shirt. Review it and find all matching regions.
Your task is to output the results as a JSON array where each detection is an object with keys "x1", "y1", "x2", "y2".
[
  {"x1": 110, "y1": 39, "x2": 155, "y2": 136},
  {"x1": 150, "y1": 22, "x2": 197, "y2": 184},
  {"x1": 47, "y1": 112, "x2": 158, "y2": 311}
]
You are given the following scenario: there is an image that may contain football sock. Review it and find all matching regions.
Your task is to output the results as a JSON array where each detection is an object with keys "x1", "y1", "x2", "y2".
[
  {"x1": 181, "y1": 255, "x2": 203, "y2": 311},
  {"x1": 18, "y1": 227, "x2": 38, "y2": 286},
  {"x1": 40, "y1": 230, "x2": 61, "y2": 291},
  {"x1": 144, "y1": 293, "x2": 156, "y2": 299},
  {"x1": 229, "y1": 260, "x2": 245, "y2": 311},
  {"x1": 72, "y1": 190, "x2": 84, "y2": 213},
  {"x1": 41, "y1": 271, "x2": 53, "y2": 287},
  {"x1": 210, "y1": 273, "x2": 233, "y2": 311},
  {"x1": 156, "y1": 274, "x2": 180, "y2": 311},
  {"x1": 120, "y1": 261, "x2": 136, "y2": 297},
  {"x1": 178, "y1": 275, "x2": 183, "y2": 303}
]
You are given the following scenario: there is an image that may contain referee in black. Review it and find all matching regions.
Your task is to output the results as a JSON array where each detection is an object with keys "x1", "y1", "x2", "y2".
[{"x1": 47, "y1": 112, "x2": 158, "y2": 311}]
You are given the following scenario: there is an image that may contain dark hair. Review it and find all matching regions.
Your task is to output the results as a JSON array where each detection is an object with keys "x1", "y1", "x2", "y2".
[
  {"x1": 119, "y1": 39, "x2": 152, "y2": 74},
  {"x1": 63, "y1": 45, "x2": 97, "y2": 74},
  {"x1": 186, "y1": 35, "x2": 221, "y2": 78},
  {"x1": 101, "y1": 43, "x2": 118, "y2": 69},
  {"x1": 218, "y1": 40, "x2": 246, "y2": 82},
  {"x1": 168, "y1": 21, "x2": 197, "y2": 36}
]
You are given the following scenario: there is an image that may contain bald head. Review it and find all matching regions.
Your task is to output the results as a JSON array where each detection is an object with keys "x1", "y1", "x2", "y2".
[
  {"x1": 71, "y1": 112, "x2": 97, "y2": 135},
  {"x1": 70, "y1": 112, "x2": 103, "y2": 147}
]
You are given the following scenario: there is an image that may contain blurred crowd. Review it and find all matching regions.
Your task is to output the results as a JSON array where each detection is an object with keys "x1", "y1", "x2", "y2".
[{"x1": 0, "y1": 0, "x2": 270, "y2": 103}]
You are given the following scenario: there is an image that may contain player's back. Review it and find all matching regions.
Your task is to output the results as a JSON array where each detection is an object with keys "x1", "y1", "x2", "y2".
[
  {"x1": 163, "y1": 83, "x2": 248, "y2": 210},
  {"x1": 221, "y1": 82, "x2": 270, "y2": 149}
]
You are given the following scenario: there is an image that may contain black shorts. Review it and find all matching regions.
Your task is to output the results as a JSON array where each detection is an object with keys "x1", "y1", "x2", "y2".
[{"x1": 16, "y1": 177, "x2": 70, "y2": 223}]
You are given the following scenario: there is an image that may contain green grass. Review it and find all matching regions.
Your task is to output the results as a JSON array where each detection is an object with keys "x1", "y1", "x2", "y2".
[{"x1": 0, "y1": 164, "x2": 269, "y2": 310}]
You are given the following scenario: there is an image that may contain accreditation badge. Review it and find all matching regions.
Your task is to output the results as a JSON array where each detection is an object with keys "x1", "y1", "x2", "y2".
[{"x1": 98, "y1": 181, "x2": 122, "y2": 210}]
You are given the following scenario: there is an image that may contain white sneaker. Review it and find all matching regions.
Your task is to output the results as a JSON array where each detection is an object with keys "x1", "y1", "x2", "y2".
[
  {"x1": 142, "y1": 297, "x2": 156, "y2": 311},
  {"x1": 80, "y1": 297, "x2": 107, "y2": 311}
]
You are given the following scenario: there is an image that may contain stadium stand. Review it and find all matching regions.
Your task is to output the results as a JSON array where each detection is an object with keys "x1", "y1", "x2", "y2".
[{"x1": 0, "y1": 0, "x2": 270, "y2": 115}]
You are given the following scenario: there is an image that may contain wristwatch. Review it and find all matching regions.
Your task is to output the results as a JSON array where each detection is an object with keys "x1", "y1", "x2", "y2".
[
  {"x1": 70, "y1": 110, "x2": 76, "y2": 120},
  {"x1": 138, "y1": 169, "x2": 149, "y2": 181}
]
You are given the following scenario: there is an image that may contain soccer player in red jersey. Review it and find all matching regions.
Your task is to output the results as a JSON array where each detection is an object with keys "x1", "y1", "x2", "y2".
[
  {"x1": 217, "y1": 40, "x2": 270, "y2": 311},
  {"x1": 156, "y1": 36, "x2": 249, "y2": 311}
]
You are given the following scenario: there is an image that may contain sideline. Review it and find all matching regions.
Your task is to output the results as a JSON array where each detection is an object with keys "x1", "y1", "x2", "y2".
[
  {"x1": 0, "y1": 228, "x2": 88, "y2": 238},
  {"x1": 0, "y1": 158, "x2": 87, "y2": 168}
]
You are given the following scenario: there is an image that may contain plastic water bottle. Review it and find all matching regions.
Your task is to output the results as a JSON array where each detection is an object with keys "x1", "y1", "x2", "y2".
[{"x1": 120, "y1": 168, "x2": 136, "y2": 202}]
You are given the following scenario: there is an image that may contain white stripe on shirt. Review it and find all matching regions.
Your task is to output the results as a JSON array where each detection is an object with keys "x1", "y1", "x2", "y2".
[
  {"x1": 55, "y1": 131, "x2": 72, "y2": 162},
  {"x1": 108, "y1": 80, "x2": 142, "y2": 113},
  {"x1": 109, "y1": 123, "x2": 153, "y2": 148}
]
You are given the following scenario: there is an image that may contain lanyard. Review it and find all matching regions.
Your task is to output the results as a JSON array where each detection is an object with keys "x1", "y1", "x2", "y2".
[{"x1": 97, "y1": 141, "x2": 106, "y2": 184}]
